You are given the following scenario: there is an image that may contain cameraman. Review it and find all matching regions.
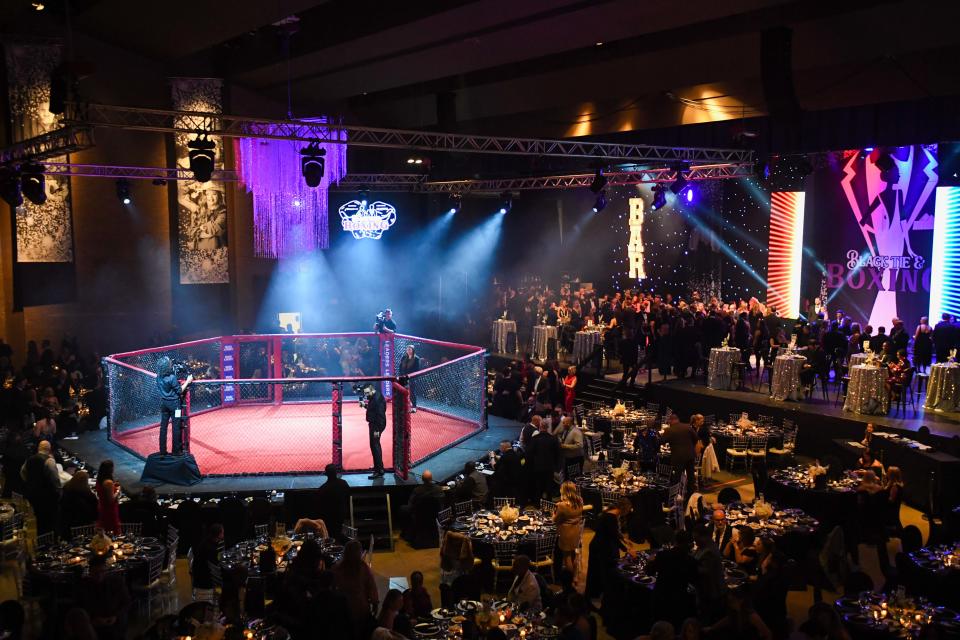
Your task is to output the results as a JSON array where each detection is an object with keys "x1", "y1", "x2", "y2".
[
  {"x1": 374, "y1": 309, "x2": 397, "y2": 334},
  {"x1": 363, "y1": 384, "x2": 387, "y2": 479},
  {"x1": 156, "y1": 356, "x2": 192, "y2": 456}
]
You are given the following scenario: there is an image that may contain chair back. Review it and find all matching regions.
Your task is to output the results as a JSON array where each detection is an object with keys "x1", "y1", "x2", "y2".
[
  {"x1": 121, "y1": 522, "x2": 143, "y2": 536},
  {"x1": 253, "y1": 523, "x2": 269, "y2": 538},
  {"x1": 601, "y1": 490, "x2": 623, "y2": 508},
  {"x1": 71, "y1": 524, "x2": 95, "y2": 540},
  {"x1": 539, "y1": 499, "x2": 557, "y2": 516},
  {"x1": 586, "y1": 433, "x2": 602, "y2": 457},
  {"x1": 36, "y1": 531, "x2": 55, "y2": 548},
  {"x1": 493, "y1": 540, "x2": 519, "y2": 567},
  {"x1": 341, "y1": 523, "x2": 358, "y2": 540},
  {"x1": 732, "y1": 435, "x2": 749, "y2": 450},
  {"x1": 454, "y1": 500, "x2": 474, "y2": 517},
  {"x1": 656, "y1": 463, "x2": 673, "y2": 482},
  {"x1": 493, "y1": 497, "x2": 516, "y2": 509},
  {"x1": 534, "y1": 533, "x2": 558, "y2": 562},
  {"x1": 750, "y1": 437, "x2": 768, "y2": 452},
  {"x1": 566, "y1": 461, "x2": 583, "y2": 480},
  {"x1": 437, "y1": 507, "x2": 453, "y2": 525}
]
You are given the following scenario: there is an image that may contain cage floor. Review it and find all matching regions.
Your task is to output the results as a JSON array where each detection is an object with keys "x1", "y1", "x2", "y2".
[{"x1": 112, "y1": 401, "x2": 478, "y2": 475}]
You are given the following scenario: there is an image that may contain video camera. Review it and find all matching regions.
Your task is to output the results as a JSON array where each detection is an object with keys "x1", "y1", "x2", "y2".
[
  {"x1": 352, "y1": 382, "x2": 372, "y2": 408},
  {"x1": 171, "y1": 360, "x2": 190, "y2": 377}
]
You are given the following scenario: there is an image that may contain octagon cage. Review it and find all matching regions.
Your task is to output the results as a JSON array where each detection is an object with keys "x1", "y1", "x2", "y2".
[{"x1": 102, "y1": 333, "x2": 486, "y2": 479}]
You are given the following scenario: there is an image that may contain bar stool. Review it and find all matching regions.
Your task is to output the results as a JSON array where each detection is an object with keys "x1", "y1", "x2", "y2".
[{"x1": 914, "y1": 371, "x2": 929, "y2": 403}]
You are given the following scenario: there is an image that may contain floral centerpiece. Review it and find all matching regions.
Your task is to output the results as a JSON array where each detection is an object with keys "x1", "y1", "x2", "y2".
[
  {"x1": 499, "y1": 505, "x2": 519, "y2": 526},
  {"x1": 950, "y1": 349, "x2": 957, "y2": 364},
  {"x1": 271, "y1": 524, "x2": 292, "y2": 560},
  {"x1": 612, "y1": 400, "x2": 627, "y2": 417},
  {"x1": 736, "y1": 412, "x2": 753, "y2": 432},
  {"x1": 89, "y1": 529, "x2": 112, "y2": 556},
  {"x1": 809, "y1": 461, "x2": 828, "y2": 488},
  {"x1": 754, "y1": 497, "x2": 774, "y2": 520}
]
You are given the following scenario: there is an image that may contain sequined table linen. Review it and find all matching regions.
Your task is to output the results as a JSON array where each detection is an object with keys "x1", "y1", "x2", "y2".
[
  {"x1": 707, "y1": 347, "x2": 740, "y2": 390},
  {"x1": 531, "y1": 325, "x2": 557, "y2": 362},
  {"x1": 843, "y1": 364, "x2": 889, "y2": 415},
  {"x1": 770, "y1": 354, "x2": 806, "y2": 401},
  {"x1": 491, "y1": 319, "x2": 517, "y2": 354},
  {"x1": 925, "y1": 363, "x2": 960, "y2": 412}
]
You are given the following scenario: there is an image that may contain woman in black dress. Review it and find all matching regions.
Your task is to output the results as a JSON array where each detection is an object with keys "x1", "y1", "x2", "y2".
[
  {"x1": 398, "y1": 345, "x2": 421, "y2": 411},
  {"x1": 914, "y1": 317, "x2": 933, "y2": 372}
]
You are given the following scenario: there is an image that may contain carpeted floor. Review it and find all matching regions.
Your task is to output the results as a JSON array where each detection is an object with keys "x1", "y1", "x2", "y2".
[{"x1": 113, "y1": 402, "x2": 477, "y2": 475}]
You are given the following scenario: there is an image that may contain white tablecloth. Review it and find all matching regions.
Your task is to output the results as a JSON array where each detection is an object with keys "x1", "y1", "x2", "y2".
[
  {"x1": 532, "y1": 325, "x2": 557, "y2": 362},
  {"x1": 843, "y1": 365, "x2": 889, "y2": 415},
  {"x1": 573, "y1": 331, "x2": 602, "y2": 363},
  {"x1": 925, "y1": 363, "x2": 960, "y2": 412},
  {"x1": 707, "y1": 347, "x2": 740, "y2": 390},
  {"x1": 771, "y1": 355, "x2": 806, "y2": 401},
  {"x1": 491, "y1": 319, "x2": 517, "y2": 354}
]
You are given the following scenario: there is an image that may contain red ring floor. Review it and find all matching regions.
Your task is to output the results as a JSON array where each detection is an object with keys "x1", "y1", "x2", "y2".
[{"x1": 112, "y1": 401, "x2": 477, "y2": 475}]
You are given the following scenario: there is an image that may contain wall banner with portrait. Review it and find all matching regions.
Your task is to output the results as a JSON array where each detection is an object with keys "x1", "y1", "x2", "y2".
[
  {"x1": 171, "y1": 77, "x2": 228, "y2": 285},
  {"x1": 4, "y1": 43, "x2": 74, "y2": 263}
]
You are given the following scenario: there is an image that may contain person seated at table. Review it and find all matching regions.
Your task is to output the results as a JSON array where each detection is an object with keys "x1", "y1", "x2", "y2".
[
  {"x1": 882, "y1": 466, "x2": 904, "y2": 532},
  {"x1": 402, "y1": 570, "x2": 433, "y2": 619},
  {"x1": 703, "y1": 585, "x2": 772, "y2": 640},
  {"x1": 507, "y1": 555, "x2": 542, "y2": 613},
  {"x1": 706, "y1": 508, "x2": 733, "y2": 549},
  {"x1": 75, "y1": 552, "x2": 131, "y2": 640},
  {"x1": 554, "y1": 481, "x2": 585, "y2": 576},
  {"x1": 633, "y1": 425, "x2": 660, "y2": 472},
  {"x1": 274, "y1": 539, "x2": 326, "y2": 636},
  {"x1": 293, "y1": 517, "x2": 329, "y2": 538},
  {"x1": 885, "y1": 349, "x2": 913, "y2": 400},
  {"x1": 799, "y1": 342, "x2": 827, "y2": 393},
  {"x1": 453, "y1": 461, "x2": 489, "y2": 506},
  {"x1": 856, "y1": 449, "x2": 884, "y2": 480},
  {"x1": 376, "y1": 588, "x2": 413, "y2": 639},
  {"x1": 723, "y1": 526, "x2": 759, "y2": 572},
  {"x1": 33, "y1": 408, "x2": 57, "y2": 443},
  {"x1": 190, "y1": 523, "x2": 224, "y2": 592},
  {"x1": 690, "y1": 414, "x2": 710, "y2": 458}
]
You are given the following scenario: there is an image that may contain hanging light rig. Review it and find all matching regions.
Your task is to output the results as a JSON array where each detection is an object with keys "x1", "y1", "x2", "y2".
[
  {"x1": 187, "y1": 133, "x2": 216, "y2": 182},
  {"x1": 300, "y1": 142, "x2": 327, "y2": 187}
]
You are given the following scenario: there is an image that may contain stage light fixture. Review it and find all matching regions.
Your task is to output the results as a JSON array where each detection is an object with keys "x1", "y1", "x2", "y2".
[
  {"x1": 651, "y1": 183, "x2": 667, "y2": 210},
  {"x1": 0, "y1": 166, "x2": 22, "y2": 208},
  {"x1": 115, "y1": 178, "x2": 131, "y2": 205},
  {"x1": 685, "y1": 186, "x2": 695, "y2": 203},
  {"x1": 447, "y1": 194, "x2": 462, "y2": 215},
  {"x1": 20, "y1": 162, "x2": 46, "y2": 205},
  {"x1": 187, "y1": 133, "x2": 216, "y2": 182},
  {"x1": 592, "y1": 191, "x2": 607, "y2": 213},
  {"x1": 669, "y1": 170, "x2": 688, "y2": 195},
  {"x1": 300, "y1": 142, "x2": 326, "y2": 188},
  {"x1": 499, "y1": 191, "x2": 512, "y2": 214},
  {"x1": 589, "y1": 169, "x2": 608, "y2": 194}
]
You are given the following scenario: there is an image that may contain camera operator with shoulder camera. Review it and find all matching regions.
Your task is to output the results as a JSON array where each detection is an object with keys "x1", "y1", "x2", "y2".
[
  {"x1": 374, "y1": 309, "x2": 396, "y2": 334},
  {"x1": 156, "y1": 356, "x2": 193, "y2": 456},
  {"x1": 360, "y1": 383, "x2": 387, "y2": 479}
]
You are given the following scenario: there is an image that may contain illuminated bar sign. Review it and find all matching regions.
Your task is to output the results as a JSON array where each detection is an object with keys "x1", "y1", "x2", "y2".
[{"x1": 339, "y1": 200, "x2": 397, "y2": 239}]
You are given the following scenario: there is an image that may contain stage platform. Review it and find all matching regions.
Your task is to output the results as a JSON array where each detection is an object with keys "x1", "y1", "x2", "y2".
[{"x1": 58, "y1": 416, "x2": 522, "y2": 497}]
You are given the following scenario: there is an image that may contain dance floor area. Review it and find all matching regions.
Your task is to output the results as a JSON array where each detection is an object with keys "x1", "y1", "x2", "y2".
[{"x1": 112, "y1": 402, "x2": 477, "y2": 475}]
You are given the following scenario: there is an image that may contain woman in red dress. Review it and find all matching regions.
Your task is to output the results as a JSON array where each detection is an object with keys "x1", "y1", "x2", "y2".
[
  {"x1": 95, "y1": 459, "x2": 121, "y2": 534},
  {"x1": 563, "y1": 365, "x2": 578, "y2": 412}
]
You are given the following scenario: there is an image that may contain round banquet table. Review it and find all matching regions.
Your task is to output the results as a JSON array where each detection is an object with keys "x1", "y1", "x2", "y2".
[
  {"x1": 575, "y1": 469, "x2": 668, "y2": 538},
  {"x1": 445, "y1": 508, "x2": 555, "y2": 561},
  {"x1": 602, "y1": 551, "x2": 749, "y2": 639},
  {"x1": 491, "y1": 319, "x2": 517, "y2": 354},
  {"x1": 219, "y1": 532, "x2": 345, "y2": 578},
  {"x1": 707, "y1": 347, "x2": 740, "y2": 390},
  {"x1": 573, "y1": 330, "x2": 602, "y2": 364},
  {"x1": 720, "y1": 501, "x2": 819, "y2": 560},
  {"x1": 531, "y1": 325, "x2": 557, "y2": 362},
  {"x1": 30, "y1": 533, "x2": 164, "y2": 587},
  {"x1": 764, "y1": 466, "x2": 858, "y2": 527},
  {"x1": 834, "y1": 592, "x2": 960, "y2": 640},
  {"x1": 898, "y1": 546, "x2": 960, "y2": 611},
  {"x1": 426, "y1": 599, "x2": 557, "y2": 638},
  {"x1": 925, "y1": 363, "x2": 960, "y2": 412},
  {"x1": 843, "y1": 364, "x2": 890, "y2": 415},
  {"x1": 770, "y1": 354, "x2": 806, "y2": 401},
  {"x1": 586, "y1": 407, "x2": 657, "y2": 440}
]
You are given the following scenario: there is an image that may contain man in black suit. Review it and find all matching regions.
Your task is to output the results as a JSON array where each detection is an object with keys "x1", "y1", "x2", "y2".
[
  {"x1": 663, "y1": 413, "x2": 697, "y2": 495},
  {"x1": 734, "y1": 312, "x2": 752, "y2": 365},
  {"x1": 934, "y1": 313, "x2": 955, "y2": 363},
  {"x1": 525, "y1": 420, "x2": 561, "y2": 500},
  {"x1": 364, "y1": 384, "x2": 387, "y2": 479},
  {"x1": 869, "y1": 326, "x2": 889, "y2": 355},
  {"x1": 492, "y1": 441, "x2": 523, "y2": 502},
  {"x1": 316, "y1": 463, "x2": 350, "y2": 539},
  {"x1": 705, "y1": 508, "x2": 733, "y2": 550}
]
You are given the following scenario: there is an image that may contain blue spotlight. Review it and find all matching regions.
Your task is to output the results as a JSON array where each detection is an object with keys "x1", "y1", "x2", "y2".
[
  {"x1": 498, "y1": 207, "x2": 507, "y2": 215},
  {"x1": 499, "y1": 190, "x2": 512, "y2": 214},
  {"x1": 448, "y1": 208, "x2": 458, "y2": 215},
  {"x1": 685, "y1": 187, "x2": 694, "y2": 203}
]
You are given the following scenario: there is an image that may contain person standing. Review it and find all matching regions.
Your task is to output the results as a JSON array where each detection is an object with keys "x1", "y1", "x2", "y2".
[
  {"x1": 364, "y1": 384, "x2": 387, "y2": 479},
  {"x1": 526, "y1": 419, "x2": 561, "y2": 500},
  {"x1": 562, "y1": 366, "x2": 578, "y2": 413},
  {"x1": 155, "y1": 357, "x2": 192, "y2": 456},
  {"x1": 95, "y1": 460, "x2": 121, "y2": 535},
  {"x1": 557, "y1": 416, "x2": 584, "y2": 475},
  {"x1": 664, "y1": 413, "x2": 697, "y2": 494},
  {"x1": 317, "y1": 464, "x2": 351, "y2": 539},
  {"x1": 914, "y1": 316, "x2": 933, "y2": 372},
  {"x1": 933, "y1": 313, "x2": 954, "y2": 363},
  {"x1": 398, "y1": 345, "x2": 421, "y2": 412},
  {"x1": 20, "y1": 440, "x2": 61, "y2": 534},
  {"x1": 374, "y1": 309, "x2": 397, "y2": 334}
]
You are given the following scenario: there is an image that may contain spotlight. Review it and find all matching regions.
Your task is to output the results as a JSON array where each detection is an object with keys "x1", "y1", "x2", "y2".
[
  {"x1": 187, "y1": 133, "x2": 216, "y2": 182},
  {"x1": 685, "y1": 186, "x2": 694, "y2": 203},
  {"x1": 291, "y1": 197, "x2": 303, "y2": 208},
  {"x1": 0, "y1": 166, "x2": 22, "y2": 208},
  {"x1": 300, "y1": 142, "x2": 326, "y2": 188},
  {"x1": 20, "y1": 162, "x2": 46, "y2": 205},
  {"x1": 406, "y1": 157, "x2": 424, "y2": 165},
  {"x1": 669, "y1": 169, "x2": 688, "y2": 195},
  {"x1": 592, "y1": 191, "x2": 607, "y2": 213},
  {"x1": 589, "y1": 169, "x2": 608, "y2": 194},
  {"x1": 499, "y1": 191, "x2": 512, "y2": 214},
  {"x1": 32, "y1": 2, "x2": 44, "y2": 9},
  {"x1": 115, "y1": 178, "x2": 131, "y2": 205},
  {"x1": 447, "y1": 194, "x2": 462, "y2": 215},
  {"x1": 651, "y1": 183, "x2": 666, "y2": 210}
]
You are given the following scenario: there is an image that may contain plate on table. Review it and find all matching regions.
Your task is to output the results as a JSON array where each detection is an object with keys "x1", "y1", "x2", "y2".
[
  {"x1": 457, "y1": 600, "x2": 481, "y2": 614},
  {"x1": 633, "y1": 575, "x2": 655, "y2": 585},
  {"x1": 412, "y1": 622, "x2": 440, "y2": 637}
]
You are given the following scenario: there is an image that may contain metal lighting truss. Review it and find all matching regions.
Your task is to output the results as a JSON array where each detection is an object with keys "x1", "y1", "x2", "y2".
[
  {"x1": 35, "y1": 163, "x2": 753, "y2": 190},
  {"x1": 64, "y1": 102, "x2": 753, "y2": 164},
  {"x1": 0, "y1": 126, "x2": 95, "y2": 164}
]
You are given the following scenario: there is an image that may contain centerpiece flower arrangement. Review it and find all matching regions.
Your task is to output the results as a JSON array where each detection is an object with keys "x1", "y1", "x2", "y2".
[
  {"x1": 950, "y1": 349, "x2": 957, "y2": 364},
  {"x1": 499, "y1": 505, "x2": 519, "y2": 526},
  {"x1": 612, "y1": 400, "x2": 627, "y2": 417},
  {"x1": 754, "y1": 496, "x2": 774, "y2": 520},
  {"x1": 809, "y1": 461, "x2": 828, "y2": 488},
  {"x1": 271, "y1": 524, "x2": 292, "y2": 562},
  {"x1": 736, "y1": 412, "x2": 754, "y2": 432},
  {"x1": 89, "y1": 529, "x2": 112, "y2": 556}
]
